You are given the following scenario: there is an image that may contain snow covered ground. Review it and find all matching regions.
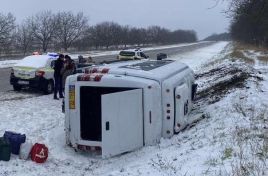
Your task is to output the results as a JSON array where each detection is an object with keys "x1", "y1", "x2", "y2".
[{"x1": 1, "y1": 41, "x2": 268, "y2": 176}]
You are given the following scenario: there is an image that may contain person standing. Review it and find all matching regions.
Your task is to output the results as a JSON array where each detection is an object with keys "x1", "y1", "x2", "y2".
[
  {"x1": 53, "y1": 54, "x2": 64, "y2": 100},
  {"x1": 62, "y1": 55, "x2": 75, "y2": 92}
]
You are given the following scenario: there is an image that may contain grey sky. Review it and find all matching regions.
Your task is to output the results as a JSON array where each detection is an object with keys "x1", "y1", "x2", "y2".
[{"x1": 1, "y1": 0, "x2": 230, "y2": 39}]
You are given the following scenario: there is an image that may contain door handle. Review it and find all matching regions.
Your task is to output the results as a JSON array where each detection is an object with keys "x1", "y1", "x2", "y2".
[{"x1": 106, "y1": 121, "x2": 110, "y2": 131}]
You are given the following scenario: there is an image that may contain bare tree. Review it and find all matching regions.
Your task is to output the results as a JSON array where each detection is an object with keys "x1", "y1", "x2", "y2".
[
  {"x1": 82, "y1": 22, "x2": 197, "y2": 49},
  {"x1": 71, "y1": 26, "x2": 92, "y2": 51},
  {"x1": 147, "y1": 26, "x2": 170, "y2": 44},
  {"x1": 91, "y1": 22, "x2": 123, "y2": 49},
  {"x1": 128, "y1": 27, "x2": 144, "y2": 46},
  {"x1": 228, "y1": 0, "x2": 268, "y2": 46},
  {"x1": 29, "y1": 11, "x2": 57, "y2": 52},
  {"x1": 0, "y1": 13, "x2": 16, "y2": 53},
  {"x1": 15, "y1": 20, "x2": 34, "y2": 55},
  {"x1": 120, "y1": 25, "x2": 130, "y2": 47},
  {"x1": 107, "y1": 22, "x2": 122, "y2": 48},
  {"x1": 55, "y1": 11, "x2": 88, "y2": 51}
]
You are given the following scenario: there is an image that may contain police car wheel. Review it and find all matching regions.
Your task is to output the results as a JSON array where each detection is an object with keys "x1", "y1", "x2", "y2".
[
  {"x1": 13, "y1": 85, "x2": 22, "y2": 91},
  {"x1": 43, "y1": 80, "x2": 54, "y2": 94}
]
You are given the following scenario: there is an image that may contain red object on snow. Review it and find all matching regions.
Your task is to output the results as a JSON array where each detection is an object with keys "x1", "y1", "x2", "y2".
[{"x1": 30, "y1": 143, "x2": 48, "y2": 163}]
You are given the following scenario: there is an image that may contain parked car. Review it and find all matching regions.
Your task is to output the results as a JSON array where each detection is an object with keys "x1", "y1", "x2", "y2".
[
  {"x1": 157, "y1": 53, "x2": 168, "y2": 60},
  {"x1": 10, "y1": 53, "x2": 58, "y2": 94},
  {"x1": 117, "y1": 49, "x2": 148, "y2": 60}
]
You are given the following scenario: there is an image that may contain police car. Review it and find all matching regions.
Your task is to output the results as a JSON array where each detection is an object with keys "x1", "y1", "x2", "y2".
[
  {"x1": 117, "y1": 49, "x2": 148, "y2": 60},
  {"x1": 10, "y1": 53, "x2": 58, "y2": 94}
]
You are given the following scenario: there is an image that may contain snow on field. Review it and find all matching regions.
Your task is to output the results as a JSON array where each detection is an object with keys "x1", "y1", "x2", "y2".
[{"x1": 1, "y1": 42, "x2": 268, "y2": 176}]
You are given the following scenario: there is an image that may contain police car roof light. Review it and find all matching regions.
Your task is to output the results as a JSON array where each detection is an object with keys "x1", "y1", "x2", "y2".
[{"x1": 47, "y1": 53, "x2": 59, "y2": 58}]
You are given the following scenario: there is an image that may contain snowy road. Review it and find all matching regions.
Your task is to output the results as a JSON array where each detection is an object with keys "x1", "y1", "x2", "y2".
[
  {"x1": 91, "y1": 41, "x2": 214, "y2": 63},
  {"x1": 2, "y1": 41, "x2": 267, "y2": 176},
  {"x1": 0, "y1": 41, "x2": 214, "y2": 93}
]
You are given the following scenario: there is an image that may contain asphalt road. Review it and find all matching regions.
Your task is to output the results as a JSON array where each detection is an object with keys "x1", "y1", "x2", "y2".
[
  {"x1": 0, "y1": 41, "x2": 215, "y2": 92},
  {"x1": 91, "y1": 42, "x2": 215, "y2": 63}
]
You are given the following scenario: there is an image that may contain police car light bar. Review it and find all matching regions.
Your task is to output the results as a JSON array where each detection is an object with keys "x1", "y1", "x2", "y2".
[{"x1": 47, "y1": 53, "x2": 59, "y2": 58}]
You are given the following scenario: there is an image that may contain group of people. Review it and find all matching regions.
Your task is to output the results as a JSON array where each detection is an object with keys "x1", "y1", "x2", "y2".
[{"x1": 53, "y1": 54, "x2": 75, "y2": 100}]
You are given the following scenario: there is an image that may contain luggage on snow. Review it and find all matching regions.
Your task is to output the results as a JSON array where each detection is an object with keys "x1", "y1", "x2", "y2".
[
  {"x1": 0, "y1": 137, "x2": 11, "y2": 161},
  {"x1": 4, "y1": 131, "x2": 26, "y2": 155},
  {"x1": 31, "y1": 143, "x2": 48, "y2": 163},
  {"x1": 19, "y1": 141, "x2": 33, "y2": 160}
]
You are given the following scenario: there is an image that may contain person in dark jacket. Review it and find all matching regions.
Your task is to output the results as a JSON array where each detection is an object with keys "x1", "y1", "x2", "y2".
[
  {"x1": 53, "y1": 54, "x2": 64, "y2": 99},
  {"x1": 62, "y1": 55, "x2": 75, "y2": 91}
]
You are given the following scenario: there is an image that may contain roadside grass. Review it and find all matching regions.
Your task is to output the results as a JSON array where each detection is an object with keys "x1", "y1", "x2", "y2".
[
  {"x1": 258, "y1": 56, "x2": 268, "y2": 61},
  {"x1": 224, "y1": 44, "x2": 268, "y2": 176},
  {"x1": 229, "y1": 43, "x2": 255, "y2": 64},
  {"x1": 230, "y1": 109, "x2": 268, "y2": 176},
  {"x1": 150, "y1": 154, "x2": 179, "y2": 176},
  {"x1": 205, "y1": 157, "x2": 221, "y2": 167},
  {"x1": 231, "y1": 42, "x2": 268, "y2": 65},
  {"x1": 230, "y1": 50, "x2": 255, "y2": 65},
  {"x1": 233, "y1": 42, "x2": 268, "y2": 52},
  {"x1": 206, "y1": 103, "x2": 268, "y2": 176},
  {"x1": 222, "y1": 147, "x2": 233, "y2": 161},
  {"x1": 258, "y1": 56, "x2": 268, "y2": 65},
  {"x1": 200, "y1": 42, "x2": 268, "y2": 175}
]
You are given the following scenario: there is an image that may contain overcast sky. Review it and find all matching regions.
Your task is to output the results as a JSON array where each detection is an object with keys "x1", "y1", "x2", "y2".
[{"x1": 1, "y1": 0, "x2": 230, "y2": 40}]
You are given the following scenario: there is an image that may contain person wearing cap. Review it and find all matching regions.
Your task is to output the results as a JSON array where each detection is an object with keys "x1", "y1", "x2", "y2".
[{"x1": 53, "y1": 54, "x2": 64, "y2": 99}]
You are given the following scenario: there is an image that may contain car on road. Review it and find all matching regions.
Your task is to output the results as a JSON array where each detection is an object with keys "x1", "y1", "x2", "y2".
[
  {"x1": 10, "y1": 53, "x2": 58, "y2": 94},
  {"x1": 117, "y1": 49, "x2": 148, "y2": 60}
]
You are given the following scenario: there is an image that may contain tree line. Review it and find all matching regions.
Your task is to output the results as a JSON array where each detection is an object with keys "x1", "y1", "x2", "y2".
[
  {"x1": 0, "y1": 11, "x2": 197, "y2": 56},
  {"x1": 229, "y1": 0, "x2": 268, "y2": 46},
  {"x1": 203, "y1": 33, "x2": 231, "y2": 41}
]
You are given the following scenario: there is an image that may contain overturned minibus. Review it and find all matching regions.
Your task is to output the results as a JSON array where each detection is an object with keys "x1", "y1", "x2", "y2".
[{"x1": 64, "y1": 59, "x2": 197, "y2": 158}]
